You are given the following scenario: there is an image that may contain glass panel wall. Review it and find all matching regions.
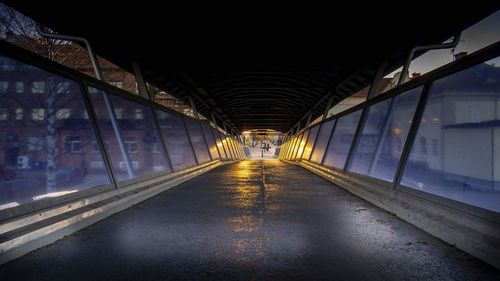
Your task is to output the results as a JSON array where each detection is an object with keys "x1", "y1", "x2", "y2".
[
  {"x1": 201, "y1": 124, "x2": 219, "y2": 160},
  {"x1": 302, "y1": 125, "x2": 319, "y2": 160},
  {"x1": 220, "y1": 134, "x2": 233, "y2": 159},
  {"x1": 213, "y1": 129, "x2": 227, "y2": 159},
  {"x1": 227, "y1": 137, "x2": 237, "y2": 159},
  {"x1": 323, "y1": 110, "x2": 362, "y2": 169},
  {"x1": 295, "y1": 130, "x2": 309, "y2": 159},
  {"x1": 231, "y1": 138, "x2": 240, "y2": 159},
  {"x1": 310, "y1": 120, "x2": 335, "y2": 163},
  {"x1": 289, "y1": 134, "x2": 299, "y2": 159},
  {"x1": 88, "y1": 88, "x2": 171, "y2": 181},
  {"x1": 184, "y1": 117, "x2": 210, "y2": 164},
  {"x1": 401, "y1": 57, "x2": 500, "y2": 212},
  {"x1": 348, "y1": 87, "x2": 422, "y2": 181},
  {"x1": 285, "y1": 137, "x2": 295, "y2": 159},
  {"x1": 155, "y1": 110, "x2": 197, "y2": 170},
  {"x1": 0, "y1": 55, "x2": 112, "y2": 209}
]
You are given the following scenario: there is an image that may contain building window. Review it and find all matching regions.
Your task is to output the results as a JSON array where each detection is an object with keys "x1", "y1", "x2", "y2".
[
  {"x1": 31, "y1": 108, "x2": 46, "y2": 120},
  {"x1": 420, "y1": 137, "x2": 427, "y2": 155},
  {"x1": 56, "y1": 108, "x2": 71, "y2": 120},
  {"x1": 134, "y1": 108, "x2": 143, "y2": 120},
  {"x1": 114, "y1": 108, "x2": 124, "y2": 119},
  {"x1": 15, "y1": 108, "x2": 23, "y2": 120},
  {"x1": 64, "y1": 136, "x2": 82, "y2": 153},
  {"x1": 90, "y1": 161, "x2": 105, "y2": 169},
  {"x1": 124, "y1": 136, "x2": 138, "y2": 153},
  {"x1": 28, "y1": 136, "x2": 44, "y2": 151},
  {"x1": 15, "y1": 82, "x2": 24, "y2": 93},
  {"x1": 32, "y1": 81, "x2": 45, "y2": 93},
  {"x1": 92, "y1": 140, "x2": 109, "y2": 152},
  {"x1": 0, "y1": 81, "x2": 8, "y2": 93},
  {"x1": 432, "y1": 138, "x2": 438, "y2": 157},
  {"x1": 119, "y1": 161, "x2": 139, "y2": 170},
  {"x1": 0, "y1": 108, "x2": 8, "y2": 120},
  {"x1": 110, "y1": 81, "x2": 123, "y2": 89},
  {"x1": 152, "y1": 143, "x2": 162, "y2": 153},
  {"x1": 56, "y1": 81, "x2": 70, "y2": 94},
  {"x1": 466, "y1": 107, "x2": 481, "y2": 123}
]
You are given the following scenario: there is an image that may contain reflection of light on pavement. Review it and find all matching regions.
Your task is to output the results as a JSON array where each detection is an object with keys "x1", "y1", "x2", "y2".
[
  {"x1": 0, "y1": 202, "x2": 19, "y2": 210},
  {"x1": 33, "y1": 190, "x2": 78, "y2": 200}
]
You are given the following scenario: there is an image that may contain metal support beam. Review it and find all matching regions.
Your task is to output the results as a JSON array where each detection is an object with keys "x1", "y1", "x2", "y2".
[
  {"x1": 368, "y1": 98, "x2": 396, "y2": 175},
  {"x1": 322, "y1": 95, "x2": 334, "y2": 120},
  {"x1": 188, "y1": 95, "x2": 200, "y2": 119},
  {"x1": 37, "y1": 24, "x2": 134, "y2": 178},
  {"x1": 367, "y1": 60, "x2": 387, "y2": 99},
  {"x1": 211, "y1": 112, "x2": 218, "y2": 128},
  {"x1": 398, "y1": 33, "x2": 461, "y2": 86},
  {"x1": 181, "y1": 74, "x2": 239, "y2": 134},
  {"x1": 305, "y1": 112, "x2": 312, "y2": 128},
  {"x1": 132, "y1": 61, "x2": 151, "y2": 100}
]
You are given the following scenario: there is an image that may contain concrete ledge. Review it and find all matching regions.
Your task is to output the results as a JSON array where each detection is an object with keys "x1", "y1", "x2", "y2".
[
  {"x1": 0, "y1": 160, "x2": 225, "y2": 265},
  {"x1": 284, "y1": 159, "x2": 500, "y2": 270}
]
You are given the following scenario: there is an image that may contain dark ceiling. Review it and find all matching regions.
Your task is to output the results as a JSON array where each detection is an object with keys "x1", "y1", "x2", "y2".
[{"x1": 5, "y1": 2, "x2": 499, "y2": 133}]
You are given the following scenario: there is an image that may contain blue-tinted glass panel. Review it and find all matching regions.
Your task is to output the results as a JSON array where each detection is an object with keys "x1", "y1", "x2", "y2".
[
  {"x1": 302, "y1": 125, "x2": 319, "y2": 160},
  {"x1": 323, "y1": 110, "x2": 362, "y2": 169},
  {"x1": 0, "y1": 55, "x2": 111, "y2": 209},
  {"x1": 185, "y1": 117, "x2": 210, "y2": 164},
  {"x1": 349, "y1": 87, "x2": 422, "y2": 182},
  {"x1": 201, "y1": 124, "x2": 219, "y2": 160},
  {"x1": 401, "y1": 58, "x2": 500, "y2": 212},
  {"x1": 310, "y1": 120, "x2": 335, "y2": 163},
  {"x1": 89, "y1": 89, "x2": 171, "y2": 181},
  {"x1": 156, "y1": 110, "x2": 197, "y2": 170}
]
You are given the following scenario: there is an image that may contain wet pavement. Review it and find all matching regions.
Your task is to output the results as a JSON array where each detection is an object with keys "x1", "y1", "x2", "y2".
[{"x1": 1, "y1": 160, "x2": 499, "y2": 281}]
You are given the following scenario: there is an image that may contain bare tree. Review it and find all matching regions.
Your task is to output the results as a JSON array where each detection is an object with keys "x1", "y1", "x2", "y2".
[{"x1": 0, "y1": 4, "x2": 92, "y2": 193}]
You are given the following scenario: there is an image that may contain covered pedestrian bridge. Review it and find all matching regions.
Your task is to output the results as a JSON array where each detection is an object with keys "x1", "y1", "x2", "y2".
[{"x1": 0, "y1": 2, "x2": 499, "y2": 280}]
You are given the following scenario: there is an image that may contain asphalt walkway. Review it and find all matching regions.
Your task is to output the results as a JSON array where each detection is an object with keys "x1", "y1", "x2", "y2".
[{"x1": 1, "y1": 160, "x2": 498, "y2": 280}]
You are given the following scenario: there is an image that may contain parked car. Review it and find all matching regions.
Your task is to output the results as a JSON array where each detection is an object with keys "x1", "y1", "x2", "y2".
[{"x1": 0, "y1": 166, "x2": 16, "y2": 181}]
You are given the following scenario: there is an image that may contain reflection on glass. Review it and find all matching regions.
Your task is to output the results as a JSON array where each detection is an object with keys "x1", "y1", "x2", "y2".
[
  {"x1": 310, "y1": 120, "x2": 335, "y2": 163},
  {"x1": 323, "y1": 110, "x2": 362, "y2": 169},
  {"x1": 379, "y1": 11, "x2": 500, "y2": 95},
  {"x1": 348, "y1": 87, "x2": 422, "y2": 182},
  {"x1": 184, "y1": 117, "x2": 210, "y2": 164},
  {"x1": 302, "y1": 126, "x2": 319, "y2": 160},
  {"x1": 227, "y1": 137, "x2": 237, "y2": 159},
  {"x1": 213, "y1": 129, "x2": 227, "y2": 159},
  {"x1": 155, "y1": 110, "x2": 196, "y2": 170},
  {"x1": 201, "y1": 124, "x2": 219, "y2": 160},
  {"x1": 295, "y1": 131, "x2": 309, "y2": 159},
  {"x1": 289, "y1": 134, "x2": 300, "y2": 159},
  {"x1": 220, "y1": 134, "x2": 233, "y2": 159},
  {"x1": 88, "y1": 89, "x2": 171, "y2": 181},
  {"x1": 328, "y1": 86, "x2": 369, "y2": 117},
  {"x1": 0, "y1": 55, "x2": 111, "y2": 209},
  {"x1": 230, "y1": 138, "x2": 241, "y2": 159},
  {"x1": 401, "y1": 58, "x2": 500, "y2": 212},
  {"x1": 285, "y1": 137, "x2": 295, "y2": 159}
]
